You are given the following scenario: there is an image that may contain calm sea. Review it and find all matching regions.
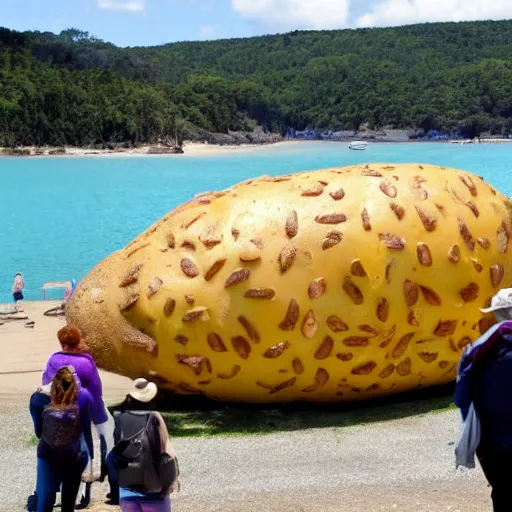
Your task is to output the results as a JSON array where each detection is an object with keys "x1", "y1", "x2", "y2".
[{"x1": 1, "y1": 141, "x2": 511, "y2": 301}]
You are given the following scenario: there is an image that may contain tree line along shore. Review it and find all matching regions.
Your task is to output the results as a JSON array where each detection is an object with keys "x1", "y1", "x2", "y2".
[{"x1": 2, "y1": 20, "x2": 512, "y2": 149}]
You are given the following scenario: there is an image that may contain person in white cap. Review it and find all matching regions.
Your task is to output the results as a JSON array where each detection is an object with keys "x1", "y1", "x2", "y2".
[
  {"x1": 107, "y1": 378, "x2": 179, "y2": 512},
  {"x1": 455, "y1": 288, "x2": 512, "y2": 512}
]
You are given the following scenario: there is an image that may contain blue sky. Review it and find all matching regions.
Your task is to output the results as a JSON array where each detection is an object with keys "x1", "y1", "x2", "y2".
[{"x1": 1, "y1": 0, "x2": 511, "y2": 47}]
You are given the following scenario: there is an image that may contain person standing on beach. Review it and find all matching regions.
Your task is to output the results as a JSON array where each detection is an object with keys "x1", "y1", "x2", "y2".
[
  {"x1": 110, "y1": 378, "x2": 180, "y2": 512},
  {"x1": 12, "y1": 272, "x2": 24, "y2": 304},
  {"x1": 455, "y1": 288, "x2": 512, "y2": 512},
  {"x1": 42, "y1": 325, "x2": 118, "y2": 504},
  {"x1": 29, "y1": 366, "x2": 94, "y2": 512}
]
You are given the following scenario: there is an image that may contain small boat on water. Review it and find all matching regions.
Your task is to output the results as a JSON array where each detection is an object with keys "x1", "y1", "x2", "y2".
[{"x1": 349, "y1": 141, "x2": 368, "y2": 151}]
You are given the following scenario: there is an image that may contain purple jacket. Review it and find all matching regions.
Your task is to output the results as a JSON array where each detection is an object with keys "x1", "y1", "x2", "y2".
[{"x1": 42, "y1": 352, "x2": 107, "y2": 425}]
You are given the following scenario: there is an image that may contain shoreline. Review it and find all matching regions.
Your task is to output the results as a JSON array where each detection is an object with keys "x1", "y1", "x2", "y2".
[{"x1": 1, "y1": 137, "x2": 511, "y2": 159}]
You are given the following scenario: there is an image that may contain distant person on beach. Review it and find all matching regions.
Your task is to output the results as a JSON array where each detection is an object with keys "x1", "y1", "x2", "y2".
[
  {"x1": 42, "y1": 325, "x2": 118, "y2": 503},
  {"x1": 12, "y1": 272, "x2": 24, "y2": 304},
  {"x1": 29, "y1": 366, "x2": 94, "y2": 512},
  {"x1": 110, "y1": 378, "x2": 180, "y2": 512},
  {"x1": 455, "y1": 288, "x2": 512, "y2": 512}
]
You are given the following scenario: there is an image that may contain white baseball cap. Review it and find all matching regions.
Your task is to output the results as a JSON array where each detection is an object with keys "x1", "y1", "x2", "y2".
[{"x1": 480, "y1": 288, "x2": 512, "y2": 314}]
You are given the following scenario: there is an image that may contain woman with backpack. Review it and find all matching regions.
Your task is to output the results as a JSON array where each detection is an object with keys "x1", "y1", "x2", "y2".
[
  {"x1": 29, "y1": 365, "x2": 94, "y2": 512},
  {"x1": 110, "y1": 378, "x2": 180, "y2": 512},
  {"x1": 42, "y1": 324, "x2": 118, "y2": 503}
]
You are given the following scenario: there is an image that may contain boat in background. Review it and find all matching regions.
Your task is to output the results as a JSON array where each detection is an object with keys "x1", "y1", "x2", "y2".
[{"x1": 349, "y1": 141, "x2": 368, "y2": 150}]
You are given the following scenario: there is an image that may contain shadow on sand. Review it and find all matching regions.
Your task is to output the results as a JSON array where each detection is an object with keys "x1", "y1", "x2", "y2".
[{"x1": 111, "y1": 383, "x2": 456, "y2": 437}]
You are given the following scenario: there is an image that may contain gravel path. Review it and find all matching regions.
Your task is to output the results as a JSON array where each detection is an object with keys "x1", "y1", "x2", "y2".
[{"x1": 0, "y1": 405, "x2": 491, "y2": 512}]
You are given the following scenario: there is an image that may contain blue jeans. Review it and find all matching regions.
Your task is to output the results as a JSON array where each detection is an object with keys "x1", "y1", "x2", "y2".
[
  {"x1": 36, "y1": 454, "x2": 88, "y2": 512},
  {"x1": 120, "y1": 495, "x2": 171, "y2": 512}
]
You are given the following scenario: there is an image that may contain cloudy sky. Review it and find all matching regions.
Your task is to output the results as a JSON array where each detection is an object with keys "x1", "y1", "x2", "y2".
[{"x1": 1, "y1": 0, "x2": 512, "y2": 47}]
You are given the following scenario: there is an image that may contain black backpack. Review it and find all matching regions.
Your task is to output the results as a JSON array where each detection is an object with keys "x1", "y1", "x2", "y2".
[{"x1": 113, "y1": 411, "x2": 178, "y2": 495}]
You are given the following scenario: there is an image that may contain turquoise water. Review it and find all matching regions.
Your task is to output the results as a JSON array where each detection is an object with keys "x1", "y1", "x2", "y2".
[{"x1": 1, "y1": 141, "x2": 512, "y2": 302}]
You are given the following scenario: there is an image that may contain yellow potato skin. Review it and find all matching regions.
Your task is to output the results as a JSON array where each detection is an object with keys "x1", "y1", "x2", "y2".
[{"x1": 66, "y1": 164, "x2": 512, "y2": 403}]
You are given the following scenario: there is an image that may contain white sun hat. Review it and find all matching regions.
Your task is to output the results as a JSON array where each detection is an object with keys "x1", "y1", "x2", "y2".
[
  {"x1": 128, "y1": 378, "x2": 158, "y2": 403},
  {"x1": 480, "y1": 288, "x2": 512, "y2": 314}
]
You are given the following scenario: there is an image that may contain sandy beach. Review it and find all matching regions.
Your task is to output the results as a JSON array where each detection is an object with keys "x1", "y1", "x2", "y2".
[
  {"x1": 0, "y1": 141, "x2": 298, "y2": 158},
  {"x1": 0, "y1": 301, "x2": 131, "y2": 404}
]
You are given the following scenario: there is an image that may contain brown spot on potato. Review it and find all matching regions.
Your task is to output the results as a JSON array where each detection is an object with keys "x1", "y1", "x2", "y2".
[
  {"x1": 181, "y1": 241, "x2": 196, "y2": 251},
  {"x1": 458, "y1": 218, "x2": 475, "y2": 252},
  {"x1": 147, "y1": 277, "x2": 163, "y2": 299},
  {"x1": 392, "y1": 333, "x2": 414, "y2": 359},
  {"x1": 458, "y1": 337, "x2": 473, "y2": 350},
  {"x1": 434, "y1": 320, "x2": 458, "y2": 337},
  {"x1": 327, "y1": 315, "x2": 349, "y2": 333},
  {"x1": 174, "y1": 335, "x2": 188, "y2": 346},
  {"x1": 163, "y1": 298, "x2": 176, "y2": 317},
  {"x1": 417, "y1": 243, "x2": 432, "y2": 267},
  {"x1": 120, "y1": 292, "x2": 139, "y2": 313},
  {"x1": 225, "y1": 268, "x2": 251, "y2": 288},
  {"x1": 415, "y1": 206, "x2": 437, "y2": 232},
  {"x1": 269, "y1": 378, "x2": 297, "y2": 394},
  {"x1": 231, "y1": 336, "x2": 251, "y2": 359},
  {"x1": 420, "y1": 286, "x2": 442, "y2": 306},
  {"x1": 185, "y1": 294, "x2": 195, "y2": 305},
  {"x1": 497, "y1": 222, "x2": 509, "y2": 253},
  {"x1": 336, "y1": 353, "x2": 354, "y2": 362},
  {"x1": 408, "y1": 310, "x2": 420, "y2": 326},
  {"x1": 330, "y1": 188, "x2": 345, "y2": 201},
  {"x1": 207, "y1": 333, "x2": 227, "y2": 352},
  {"x1": 478, "y1": 238, "x2": 491, "y2": 250},
  {"x1": 176, "y1": 355, "x2": 211, "y2": 375},
  {"x1": 343, "y1": 277, "x2": 364, "y2": 305},
  {"x1": 292, "y1": 358, "x2": 304, "y2": 375},
  {"x1": 238, "y1": 316, "x2": 260, "y2": 343},
  {"x1": 204, "y1": 259, "x2": 227, "y2": 281},
  {"x1": 351, "y1": 362, "x2": 377, "y2": 375},
  {"x1": 378, "y1": 325, "x2": 396, "y2": 348},
  {"x1": 404, "y1": 280, "x2": 419, "y2": 307},
  {"x1": 377, "y1": 298, "x2": 389, "y2": 322},
  {"x1": 181, "y1": 258, "x2": 199, "y2": 278},
  {"x1": 308, "y1": 278, "x2": 326, "y2": 299},
  {"x1": 380, "y1": 233, "x2": 406, "y2": 250},
  {"x1": 396, "y1": 358, "x2": 412, "y2": 376},
  {"x1": 244, "y1": 288, "x2": 275, "y2": 300},
  {"x1": 459, "y1": 175, "x2": 478, "y2": 196},
  {"x1": 322, "y1": 231, "x2": 343, "y2": 250},
  {"x1": 285, "y1": 210, "x2": 299, "y2": 238},
  {"x1": 182, "y1": 212, "x2": 206, "y2": 229},
  {"x1": 379, "y1": 364, "x2": 395, "y2": 379},
  {"x1": 359, "y1": 325, "x2": 378, "y2": 335},
  {"x1": 379, "y1": 181, "x2": 397, "y2": 198},
  {"x1": 362, "y1": 208, "x2": 372, "y2": 231},
  {"x1": 126, "y1": 243, "x2": 150, "y2": 258},
  {"x1": 390, "y1": 202, "x2": 405, "y2": 220},
  {"x1": 315, "y1": 336, "x2": 334, "y2": 360},
  {"x1": 302, "y1": 182, "x2": 325, "y2": 197},
  {"x1": 301, "y1": 310, "x2": 318, "y2": 338},
  {"x1": 315, "y1": 213, "x2": 347, "y2": 225},
  {"x1": 279, "y1": 299, "x2": 300, "y2": 331},
  {"x1": 199, "y1": 226, "x2": 223, "y2": 249},
  {"x1": 263, "y1": 341, "x2": 291, "y2": 359},
  {"x1": 448, "y1": 245, "x2": 461, "y2": 263},
  {"x1": 182, "y1": 306, "x2": 209, "y2": 323},
  {"x1": 120, "y1": 264, "x2": 143, "y2": 287},
  {"x1": 343, "y1": 336, "x2": 370, "y2": 347},
  {"x1": 279, "y1": 245, "x2": 297, "y2": 273},
  {"x1": 418, "y1": 352, "x2": 438, "y2": 363},
  {"x1": 166, "y1": 233, "x2": 176, "y2": 249},
  {"x1": 460, "y1": 283, "x2": 479, "y2": 303},
  {"x1": 490, "y1": 264, "x2": 505, "y2": 288},
  {"x1": 351, "y1": 260, "x2": 367, "y2": 277}
]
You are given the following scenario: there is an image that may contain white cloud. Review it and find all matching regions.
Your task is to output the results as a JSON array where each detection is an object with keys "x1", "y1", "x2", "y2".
[
  {"x1": 231, "y1": 0, "x2": 351, "y2": 30},
  {"x1": 357, "y1": 0, "x2": 512, "y2": 28},
  {"x1": 97, "y1": 0, "x2": 145, "y2": 13}
]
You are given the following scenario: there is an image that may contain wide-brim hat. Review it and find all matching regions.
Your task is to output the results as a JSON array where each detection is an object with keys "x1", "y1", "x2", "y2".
[
  {"x1": 128, "y1": 378, "x2": 158, "y2": 403},
  {"x1": 480, "y1": 288, "x2": 512, "y2": 314}
]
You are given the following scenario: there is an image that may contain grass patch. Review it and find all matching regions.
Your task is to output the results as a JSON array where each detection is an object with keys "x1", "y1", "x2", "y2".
[
  {"x1": 111, "y1": 383, "x2": 456, "y2": 438},
  {"x1": 28, "y1": 434, "x2": 38, "y2": 446}
]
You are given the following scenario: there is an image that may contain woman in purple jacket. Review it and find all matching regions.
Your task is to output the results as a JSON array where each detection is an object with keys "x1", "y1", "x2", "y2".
[{"x1": 42, "y1": 325, "x2": 118, "y2": 503}]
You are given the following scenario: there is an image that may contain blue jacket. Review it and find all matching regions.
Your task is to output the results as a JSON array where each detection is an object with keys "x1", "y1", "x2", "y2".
[{"x1": 454, "y1": 320, "x2": 512, "y2": 447}]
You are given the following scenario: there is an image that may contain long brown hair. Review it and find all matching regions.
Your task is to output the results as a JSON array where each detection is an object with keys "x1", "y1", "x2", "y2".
[{"x1": 50, "y1": 367, "x2": 78, "y2": 410}]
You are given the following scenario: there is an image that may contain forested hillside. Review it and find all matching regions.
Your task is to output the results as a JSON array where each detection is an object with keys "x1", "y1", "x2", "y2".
[{"x1": 1, "y1": 20, "x2": 512, "y2": 146}]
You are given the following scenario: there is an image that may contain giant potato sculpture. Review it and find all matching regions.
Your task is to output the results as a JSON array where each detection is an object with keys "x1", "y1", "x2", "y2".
[{"x1": 66, "y1": 163, "x2": 512, "y2": 403}]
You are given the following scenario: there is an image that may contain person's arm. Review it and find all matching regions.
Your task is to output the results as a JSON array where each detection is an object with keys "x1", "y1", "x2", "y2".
[
  {"x1": 29, "y1": 392, "x2": 47, "y2": 438},
  {"x1": 84, "y1": 359, "x2": 108, "y2": 425},
  {"x1": 80, "y1": 392, "x2": 94, "y2": 460},
  {"x1": 154, "y1": 412, "x2": 180, "y2": 493}
]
